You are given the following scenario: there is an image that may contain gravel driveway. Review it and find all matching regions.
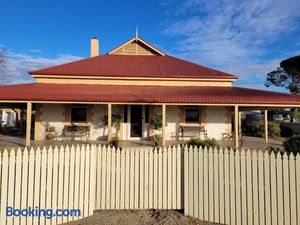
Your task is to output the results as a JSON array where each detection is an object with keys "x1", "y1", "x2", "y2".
[{"x1": 60, "y1": 209, "x2": 222, "y2": 225}]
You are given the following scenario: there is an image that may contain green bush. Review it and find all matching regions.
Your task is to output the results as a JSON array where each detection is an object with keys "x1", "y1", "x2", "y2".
[
  {"x1": 150, "y1": 115, "x2": 162, "y2": 130},
  {"x1": 283, "y1": 135, "x2": 300, "y2": 154},
  {"x1": 268, "y1": 122, "x2": 281, "y2": 138},
  {"x1": 185, "y1": 138, "x2": 220, "y2": 149},
  {"x1": 242, "y1": 120, "x2": 280, "y2": 138},
  {"x1": 242, "y1": 120, "x2": 263, "y2": 137}
]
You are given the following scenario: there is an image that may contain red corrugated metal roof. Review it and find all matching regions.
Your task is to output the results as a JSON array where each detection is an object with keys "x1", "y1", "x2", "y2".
[
  {"x1": 0, "y1": 83, "x2": 299, "y2": 105},
  {"x1": 30, "y1": 55, "x2": 237, "y2": 79}
]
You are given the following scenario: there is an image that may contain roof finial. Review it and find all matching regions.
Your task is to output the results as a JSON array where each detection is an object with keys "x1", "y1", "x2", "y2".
[{"x1": 135, "y1": 25, "x2": 139, "y2": 38}]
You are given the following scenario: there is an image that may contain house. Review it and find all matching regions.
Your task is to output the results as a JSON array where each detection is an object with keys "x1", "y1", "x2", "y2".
[{"x1": 0, "y1": 35, "x2": 300, "y2": 147}]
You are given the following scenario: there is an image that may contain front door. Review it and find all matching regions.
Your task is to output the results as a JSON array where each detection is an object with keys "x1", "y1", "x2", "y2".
[{"x1": 130, "y1": 105, "x2": 143, "y2": 137}]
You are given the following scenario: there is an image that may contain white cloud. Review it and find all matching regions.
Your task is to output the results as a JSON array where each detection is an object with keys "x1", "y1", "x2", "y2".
[
  {"x1": 221, "y1": 59, "x2": 281, "y2": 79},
  {"x1": 29, "y1": 49, "x2": 43, "y2": 53},
  {"x1": 164, "y1": 0, "x2": 300, "y2": 85},
  {"x1": 1, "y1": 51, "x2": 82, "y2": 84}
]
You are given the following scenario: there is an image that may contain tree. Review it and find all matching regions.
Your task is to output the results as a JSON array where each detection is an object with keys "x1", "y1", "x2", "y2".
[
  {"x1": 266, "y1": 56, "x2": 300, "y2": 122},
  {"x1": 265, "y1": 55, "x2": 300, "y2": 94}
]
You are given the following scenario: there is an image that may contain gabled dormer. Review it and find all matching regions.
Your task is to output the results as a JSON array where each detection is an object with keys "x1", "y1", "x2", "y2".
[{"x1": 108, "y1": 36, "x2": 165, "y2": 56}]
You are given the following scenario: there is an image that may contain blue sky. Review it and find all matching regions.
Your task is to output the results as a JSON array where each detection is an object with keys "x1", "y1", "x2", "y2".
[{"x1": 1, "y1": 0, "x2": 300, "y2": 92}]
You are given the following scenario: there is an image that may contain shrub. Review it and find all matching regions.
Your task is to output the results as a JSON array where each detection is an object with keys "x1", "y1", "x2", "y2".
[
  {"x1": 268, "y1": 122, "x2": 281, "y2": 138},
  {"x1": 283, "y1": 135, "x2": 300, "y2": 154},
  {"x1": 150, "y1": 115, "x2": 162, "y2": 130},
  {"x1": 242, "y1": 121, "x2": 263, "y2": 137},
  {"x1": 242, "y1": 120, "x2": 280, "y2": 138},
  {"x1": 185, "y1": 138, "x2": 220, "y2": 149}
]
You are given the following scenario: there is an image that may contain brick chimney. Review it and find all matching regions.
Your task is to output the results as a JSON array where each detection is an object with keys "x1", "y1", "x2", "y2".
[{"x1": 90, "y1": 37, "x2": 99, "y2": 57}]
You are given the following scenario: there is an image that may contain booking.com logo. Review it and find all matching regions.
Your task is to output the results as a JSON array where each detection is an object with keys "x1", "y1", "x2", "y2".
[{"x1": 6, "y1": 206, "x2": 81, "y2": 219}]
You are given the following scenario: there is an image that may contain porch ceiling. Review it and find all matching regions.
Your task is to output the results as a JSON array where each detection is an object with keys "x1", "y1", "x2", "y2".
[
  {"x1": 0, "y1": 83, "x2": 300, "y2": 107},
  {"x1": 0, "y1": 103, "x2": 27, "y2": 109}
]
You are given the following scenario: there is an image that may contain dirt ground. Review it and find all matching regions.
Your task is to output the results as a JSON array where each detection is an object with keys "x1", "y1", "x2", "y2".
[{"x1": 61, "y1": 209, "x2": 220, "y2": 225}]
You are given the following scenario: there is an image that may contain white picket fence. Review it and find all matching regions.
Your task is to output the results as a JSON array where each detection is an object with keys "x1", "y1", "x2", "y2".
[
  {"x1": 184, "y1": 146, "x2": 300, "y2": 225},
  {"x1": 0, "y1": 145, "x2": 182, "y2": 225},
  {"x1": 1, "y1": 144, "x2": 300, "y2": 225}
]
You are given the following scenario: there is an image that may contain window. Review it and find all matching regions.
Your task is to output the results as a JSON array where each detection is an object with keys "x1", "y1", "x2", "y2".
[
  {"x1": 185, "y1": 106, "x2": 200, "y2": 123},
  {"x1": 71, "y1": 105, "x2": 87, "y2": 123}
]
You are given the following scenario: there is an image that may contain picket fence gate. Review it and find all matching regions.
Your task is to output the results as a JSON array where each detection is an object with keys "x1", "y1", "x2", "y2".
[{"x1": 0, "y1": 144, "x2": 300, "y2": 225}]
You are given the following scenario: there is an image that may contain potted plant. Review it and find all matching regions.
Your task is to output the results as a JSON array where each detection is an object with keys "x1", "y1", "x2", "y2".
[
  {"x1": 102, "y1": 114, "x2": 122, "y2": 144},
  {"x1": 149, "y1": 115, "x2": 163, "y2": 147},
  {"x1": 43, "y1": 123, "x2": 56, "y2": 140},
  {"x1": 110, "y1": 136, "x2": 119, "y2": 148},
  {"x1": 152, "y1": 134, "x2": 162, "y2": 148}
]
